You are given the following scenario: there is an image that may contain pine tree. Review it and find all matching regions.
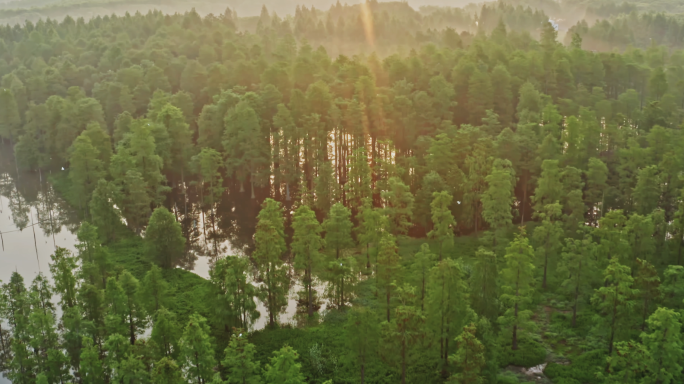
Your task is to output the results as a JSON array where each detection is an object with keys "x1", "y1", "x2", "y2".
[
  {"x1": 179, "y1": 314, "x2": 216, "y2": 384},
  {"x1": 89, "y1": 179, "x2": 122, "y2": 242},
  {"x1": 119, "y1": 270, "x2": 147, "y2": 345},
  {"x1": 635, "y1": 259, "x2": 660, "y2": 331},
  {"x1": 151, "y1": 308, "x2": 180, "y2": 359},
  {"x1": 471, "y1": 248, "x2": 498, "y2": 321},
  {"x1": 69, "y1": 135, "x2": 104, "y2": 205},
  {"x1": 323, "y1": 202, "x2": 353, "y2": 260},
  {"x1": 449, "y1": 323, "x2": 486, "y2": 384},
  {"x1": 140, "y1": 265, "x2": 169, "y2": 315},
  {"x1": 481, "y1": 159, "x2": 516, "y2": 250},
  {"x1": 641, "y1": 308, "x2": 683, "y2": 384},
  {"x1": 382, "y1": 177, "x2": 414, "y2": 237},
  {"x1": 428, "y1": 191, "x2": 456, "y2": 260},
  {"x1": 411, "y1": 243, "x2": 434, "y2": 311},
  {"x1": 499, "y1": 230, "x2": 536, "y2": 350},
  {"x1": 152, "y1": 357, "x2": 184, "y2": 384},
  {"x1": 356, "y1": 198, "x2": 383, "y2": 270},
  {"x1": 292, "y1": 205, "x2": 324, "y2": 316},
  {"x1": 380, "y1": 284, "x2": 425, "y2": 384},
  {"x1": 346, "y1": 307, "x2": 378, "y2": 384},
  {"x1": 80, "y1": 337, "x2": 105, "y2": 384},
  {"x1": 346, "y1": 148, "x2": 373, "y2": 212},
  {"x1": 591, "y1": 258, "x2": 638, "y2": 355},
  {"x1": 377, "y1": 233, "x2": 401, "y2": 322},
  {"x1": 222, "y1": 330, "x2": 261, "y2": 384},
  {"x1": 427, "y1": 258, "x2": 469, "y2": 370},
  {"x1": 146, "y1": 207, "x2": 186, "y2": 269},
  {"x1": 254, "y1": 199, "x2": 288, "y2": 327},
  {"x1": 263, "y1": 346, "x2": 305, "y2": 384},
  {"x1": 559, "y1": 232, "x2": 596, "y2": 327},
  {"x1": 49, "y1": 247, "x2": 78, "y2": 311},
  {"x1": 314, "y1": 161, "x2": 337, "y2": 215},
  {"x1": 532, "y1": 203, "x2": 563, "y2": 290}
]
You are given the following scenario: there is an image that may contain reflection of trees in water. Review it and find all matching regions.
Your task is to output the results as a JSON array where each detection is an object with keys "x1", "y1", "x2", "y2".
[{"x1": 8, "y1": 186, "x2": 29, "y2": 230}]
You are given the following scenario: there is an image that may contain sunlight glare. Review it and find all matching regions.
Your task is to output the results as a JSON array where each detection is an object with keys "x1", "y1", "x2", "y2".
[{"x1": 360, "y1": 1, "x2": 375, "y2": 47}]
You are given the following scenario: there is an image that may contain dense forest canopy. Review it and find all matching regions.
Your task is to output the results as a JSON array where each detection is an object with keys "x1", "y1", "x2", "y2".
[{"x1": 1, "y1": 0, "x2": 684, "y2": 383}]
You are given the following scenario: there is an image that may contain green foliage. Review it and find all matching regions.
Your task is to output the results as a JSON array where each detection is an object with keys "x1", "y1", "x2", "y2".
[
  {"x1": 263, "y1": 345, "x2": 306, "y2": 384},
  {"x1": 145, "y1": 207, "x2": 186, "y2": 269}
]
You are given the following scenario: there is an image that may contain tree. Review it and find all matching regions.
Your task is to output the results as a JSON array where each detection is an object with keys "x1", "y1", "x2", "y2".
[
  {"x1": 382, "y1": 177, "x2": 414, "y2": 236},
  {"x1": 499, "y1": 230, "x2": 536, "y2": 350},
  {"x1": 151, "y1": 308, "x2": 180, "y2": 360},
  {"x1": 635, "y1": 259, "x2": 660, "y2": 331},
  {"x1": 428, "y1": 191, "x2": 456, "y2": 260},
  {"x1": 660, "y1": 265, "x2": 684, "y2": 308},
  {"x1": 380, "y1": 284, "x2": 425, "y2": 384},
  {"x1": 179, "y1": 314, "x2": 216, "y2": 384},
  {"x1": 291, "y1": 204, "x2": 324, "y2": 316},
  {"x1": 192, "y1": 148, "x2": 225, "y2": 210},
  {"x1": 641, "y1": 308, "x2": 683, "y2": 384},
  {"x1": 140, "y1": 265, "x2": 169, "y2": 315},
  {"x1": 314, "y1": 161, "x2": 337, "y2": 215},
  {"x1": 600, "y1": 341, "x2": 651, "y2": 384},
  {"x1": 377, "y1": 233, "x2": 401, "y2": 322},
  {"x1": 0, "y1": 88, "x2": 21, "y2": 140},
  {"x1": 427, "y1": 258, "x2": 469, "y2": 370},
  {"x1": 223, "y1": 101, "x2": 269, "y2": 198},
  {"x1": 80, "y1": 337, "x2": 105, "y2": 384},
  {"x1": 356, "y1": 199, "x2": 382, "y2": 269},
  {"x1": 152, "y1": 357, "x2": 184, "y2": 384},
  {"x1": 222, "y1": 330, "x2": 261, "y2": 384},
  {"x1": 449, "y1": 323, "x2": 486, "y2": 384},
  {"x1": 471, "y1": 248, "x2": 498, "y2": 321},
  {"x1": 209, "y1": 257, "x2": 260, "y2": 333},
  {"x1": 69, "y1": 135, "x2": 104, "y2": 206},
  {"x1": 119, "y1": 270, "x2": 147, "y2": 345},
  {"x1": 254, "y1": 199, "x2": 289, "y2": 327},
  {"x1": 89, "y1": 179, "x2": 122, "y2": 242},
  {"x1": 146, "y1": 207, "x2": 186, "y2": 269},
  {"x1": 632, "y1": 166, "x2": 661, "y2": 215},
  {"x1": 412, "y1": 243, "x2": 434, "y2": 311},
  {"x1": 49, "y1": 247, "x2": 78, "y2": 311},
  {"x1": 532, "y1": 203, "x2": 563, "y2": 290},
  {"x1": 532, "y1": 160, "x2": 563, "y2": 214},
  {"x1": 591, "y1": 258, "x2": 638, "y2": 355},
  {"x1": 481, "y1": 159, "x2": 515, "y2": 249},
  {"x1": 323, "y1": 202, "x2": 353, "y2": 260},
  {"x1": 559, "y1": 233, "x2": 596, "y2": 327},
  {"x1": 263, "y1": 346, "x2": 305, "y2": 384},
  {"x1": 346, "y1": 148, "x2": 372, "y2": 212},
  {"x1": 346, "y1": 307, "x2": 378, "y2": 384}
]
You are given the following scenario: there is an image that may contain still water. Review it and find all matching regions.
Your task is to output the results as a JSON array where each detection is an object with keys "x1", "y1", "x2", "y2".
[{"x1": 0, "y1": 155, "x2": 329, "y2": 383}]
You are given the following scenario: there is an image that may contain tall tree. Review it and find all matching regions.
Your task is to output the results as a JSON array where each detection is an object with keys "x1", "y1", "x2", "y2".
[
  {"x1": 323, "y1": 203, "x2": 353, "y2": 260},
  {"x1": 179, "y1": 314, "x2": 216, "y2": 384},
  {"x1": 428, "y1": 191, "x2": 456, "y2": 260},
  {"x1": 377, "y1": 233, "x2": 401, "y2": 322},
  {"x1": 449, "y1": 323, "x2": 486, "y2": 384},
  {"x1": 471, "y1": 248, "x2": 498, "y2": 321},
  {"x1": 427, "y1": 258, "x2": 470, "y2": 371},
  {"x1": 292, "y1": 205, "x2": 324, "y2": 317},
  {"x1": 591, "y1": 258, "x2": 638, "y2": 355},
  {"x1": 641, "y1": 308, "x2": 683, "y2": 384},
  {"x1": 481, "y1": 159, "x2": 516, "y2": 250},
  {"x1": 346, "y1": 307, "x2": 379, "y2": 384},
  {"x1": 145, "y1": 207, "x2": 186, "y2": 269},
  {"x1": 499, "y1": 231, "x2": 536, "y2": 350},
  {"x1": 222, "y1": 330, "x2": 261, "y2": 384},
  {"x1": 263, "y1": 346, "x2": 306, "y2": 384},
  {"x1": 559, "y1": 232, "x2": 597, "y2": 327},
  {"x1": 411, "y1": 243, "x2": 434, "y2": 311},
  {"x1": 254, "y1": 199, "x2": 289, "y2": 327},
  {"x1": 382, "y1": 177, "x2": 414, "y2": 237},
  {"x1": 69, "y1": 135, "x2": 104, "y2": 206},
  {"x1": 532, "y1": 203, "x2": 563, "y2": 290}
]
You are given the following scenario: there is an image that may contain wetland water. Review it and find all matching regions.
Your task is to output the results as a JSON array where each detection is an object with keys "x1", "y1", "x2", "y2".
[{"x1": 0, "y1": 152, "x2": 330, "y2": 383}]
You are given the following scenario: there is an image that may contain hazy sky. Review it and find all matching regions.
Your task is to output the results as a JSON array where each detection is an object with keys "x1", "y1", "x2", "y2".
[{"x1": 228, "y1": 0, "x2": 481, "y2": 17}]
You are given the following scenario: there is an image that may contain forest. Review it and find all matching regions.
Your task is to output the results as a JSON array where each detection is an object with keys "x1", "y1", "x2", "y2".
[{"x1": 1, "y1": 0, "x2": 684, "y2": 383}]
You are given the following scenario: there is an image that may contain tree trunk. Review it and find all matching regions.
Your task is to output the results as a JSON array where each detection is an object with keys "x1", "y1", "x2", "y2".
[
  {"x1": 307, "y1": 266, "x2": 313, "y2": 317},
  {"x1": 361, "y1": 361, "x2": 365, "y2": 384},
  {"x1": 366, "y1": 243, "x2": 370, "y2": 269},
  {"x1": 521, "y1": 179, "x2": 528, "y2": 225},
  {"x1": 543, "y1": 248, "x2": 549, "y2": 289}
]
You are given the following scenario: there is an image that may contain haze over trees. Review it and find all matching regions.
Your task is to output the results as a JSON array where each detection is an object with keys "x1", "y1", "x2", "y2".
[{"x1": 2, "y1": 0, "x2": 684, "y2": 383}]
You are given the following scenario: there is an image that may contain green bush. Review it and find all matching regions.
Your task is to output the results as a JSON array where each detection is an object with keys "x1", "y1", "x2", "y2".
[
  {"x1": 498, "y1": 336, "x2": 547, "y2": 368},
  {"x1": 544, "y1": 349, "x2": 606, "y2": 384},
  {"x1": 497, "y1": 371, "x2": 520, "y2": 384}
]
